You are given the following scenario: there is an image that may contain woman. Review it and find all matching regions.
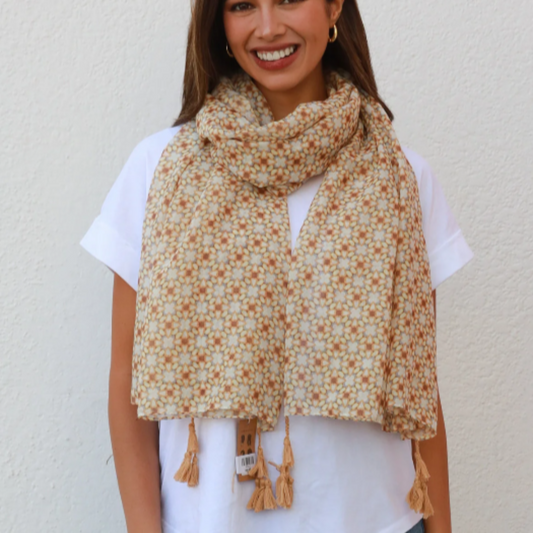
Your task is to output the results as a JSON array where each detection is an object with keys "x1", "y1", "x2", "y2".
[{"x1": 80, "y1": 0, "x2": 473, "y2": 532}]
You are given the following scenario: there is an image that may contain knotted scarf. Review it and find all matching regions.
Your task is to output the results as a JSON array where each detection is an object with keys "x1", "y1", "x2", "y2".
[{"x1": 131, "y1": 69, "x2": 437, "y2": 517}]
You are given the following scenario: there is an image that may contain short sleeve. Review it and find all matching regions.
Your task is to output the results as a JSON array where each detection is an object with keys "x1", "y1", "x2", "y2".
[
  {"x1": 80, "y1": 126, "x2": 181, "y2": 290},
  {"x1": 402, "y1": 147, "x2": 474, "y2": 290}
]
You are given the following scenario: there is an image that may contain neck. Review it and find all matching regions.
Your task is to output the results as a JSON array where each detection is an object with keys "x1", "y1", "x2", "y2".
[{"x1": 253, "y1": 63, "x2": 328, "y2": 121}]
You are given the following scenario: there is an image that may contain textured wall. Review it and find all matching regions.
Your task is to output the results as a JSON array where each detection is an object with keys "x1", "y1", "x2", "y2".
[{"x1": 1, "y1": 1, "x2": 531, "y2": 531}]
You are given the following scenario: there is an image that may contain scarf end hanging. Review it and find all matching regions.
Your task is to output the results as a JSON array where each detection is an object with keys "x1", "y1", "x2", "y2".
[{"x1": 406, "y1": 439, "x2": 434, "y2": 519}]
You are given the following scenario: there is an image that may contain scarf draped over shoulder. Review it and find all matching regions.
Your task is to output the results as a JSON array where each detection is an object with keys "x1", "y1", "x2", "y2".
[{"x1": 130, "y1": 69, "x2": 437, "y2": 516}]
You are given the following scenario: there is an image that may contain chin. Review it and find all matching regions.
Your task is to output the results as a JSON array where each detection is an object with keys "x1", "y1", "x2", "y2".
[{"x1": 249, "y1": 70, "x2": 308, "y2": 94}]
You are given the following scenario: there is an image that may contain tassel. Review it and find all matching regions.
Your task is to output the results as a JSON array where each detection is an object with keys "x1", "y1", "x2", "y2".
[
  {"x1": 246, "y1": 426, "x2": 277, "y2": 512},
  {"x1": 270, "y1": 464, "x2": 294, "y2": 509},
  {"x1": 270, "y1": 416, "x2": 295, "y2": 508},
  {"x1": 406, "y1": 439, "x2": 434, "y2": 519},
  {"x1": 188, "y1": 454, "x2": 199, "y2": 487},
  {"x1": 174, "y1": 418, "x2": 200, "y2": 487}
]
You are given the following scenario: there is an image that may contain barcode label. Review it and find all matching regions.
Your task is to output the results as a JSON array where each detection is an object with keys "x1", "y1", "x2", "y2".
[{"x1": 235, "y1": 453, "x2": 257, "y2": 475}]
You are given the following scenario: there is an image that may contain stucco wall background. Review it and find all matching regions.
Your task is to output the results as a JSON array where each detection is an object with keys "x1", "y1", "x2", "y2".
[{"x1": 1, "y1": 1, "x2": 531, "y2": 531}]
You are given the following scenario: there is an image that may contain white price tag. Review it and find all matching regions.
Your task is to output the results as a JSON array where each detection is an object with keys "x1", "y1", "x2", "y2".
[{"x1": 235, "y1": 453, "x2": 257, "y2": 476}]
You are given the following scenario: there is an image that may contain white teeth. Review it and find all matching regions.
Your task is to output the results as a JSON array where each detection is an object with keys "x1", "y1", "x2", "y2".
[{"x1": 256, "y1": 45, "x2": 296, "y2": 62}]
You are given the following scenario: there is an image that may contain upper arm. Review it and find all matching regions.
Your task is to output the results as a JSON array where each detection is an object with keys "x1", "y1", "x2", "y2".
[{"x1": 110, "y1": 272, "x2": 138, "y2": 377}]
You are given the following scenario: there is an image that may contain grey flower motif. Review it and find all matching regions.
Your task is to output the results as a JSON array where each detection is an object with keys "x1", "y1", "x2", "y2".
[
  {"x1": 321, "y1": 241, "x2": 334, "y2": 252},
  {"x1": 199, "y1": 268, "x2": 211, "y2": 280},
  {"x1": 202, "y1": 234, "x2": 214, "y2": 246},
  {"x1": 319, "y1": 272, "x2": 331, "y2": 285},
  {"x1": 196, "y1": 302, "x2": 208, "y2": 314},
  {"x1": 339, "y1": 258, "x2": 350, "y2": 269},
  {"x1": 344, "y1": 375, "x2": 355, "y2": 386},
  {"x1": 311, "y1": 373, "x2": 324, "y2": 386},
  {"x1": 315, "y1": 340, "x2": 326, "y2": 352},
  {"x1": 332, "y1": 324, "x2": 344, "y2": 336},
  {"x1": 347, "y1": 341, "x2": 360, "y2": 353},
  {"x1": 242, "y1": 351, "x2": 253, "y2": 364},
  {"x1": 196, "y1": 336, "x2": 208, "y2": 348},
  {"x1": 231, "y1": 268, "x2": 244, "y2": 280},
  {"x1": 227, "y1": 335, "x2": 239, "y2": 347},
  {"x1": 294, "y1": 387, "x2": 306, "y2": 400},
  {"x1": 358, "y1": 390, "x2": 369, "y2": 402},
  {"x1": 299, "y1": 321, "x2": 311, "y2": 333},
  {"x1": 334, "y1": 291, "x2": 347, "y2": 303},
  {"x1": 213, "y1": 285, "x2": 226, "y2": 297},
  {"x1": 265, "y1": 272, "x2": 276, "y2": 284},
  {"x1": 229, "y1": 301, "x2": 241, "y2": 314},
  {"x1": 262, "y1": 306, "x2": 273, "y2": 318},
  {"x1": 163, "y1": 302, "x2": 175, "y2": 315},
  {"x1": 162, "y1": 336, "x2": 174, "y2": 349},
  {"x1": 147, "y1": 388, "x2": 160, "y2": 401},
  {"x1": 368, "y1": 292, "x2": 380, "y2": 304},
  {"x1": 297, "y1": 354, "x2": 307, "y2": 366},
  {"x1": 179, "y1": 318, "x2": 192, "y2": 332},
  {"x1": 306, "y1": 222, "x2": 319, "y2": 235},
  {"x1": 327, "y1": 391, "x2": 338, "y2": 403},
  {"x1": 268, "y1": 241, "x2": 281, "y2": 253},
  {"x1": 362, "y1": 357, "x2": 373, "y2": 369},
  {"x1": 217, "y1": 250, "x2": 229, "y2": 263},
  {"x1": 316, "y1": 305, "x2": 328, "y2": 318},
  {"x1": 365, "y1": 324, "x2": 377, "y2": 336}
]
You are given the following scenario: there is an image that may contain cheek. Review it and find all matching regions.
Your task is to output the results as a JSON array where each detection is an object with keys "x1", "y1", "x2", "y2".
[
  {"x1": 290, "y1": 7, "x2": 330, "y2": 50},
  {"x1": 223, "y1": 13, "x2": 245, "y2": 48}
]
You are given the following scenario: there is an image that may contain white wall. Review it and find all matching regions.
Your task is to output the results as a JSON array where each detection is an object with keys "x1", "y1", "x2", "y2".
[{"x1": 1, "y1": 1, "x2": 531, "y2": 531}]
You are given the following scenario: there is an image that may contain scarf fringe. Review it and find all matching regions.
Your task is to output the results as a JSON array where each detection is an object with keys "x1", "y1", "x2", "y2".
[
  {"x1": 174, "y1": 418, "x2": 200, "y2": 487},
  {"x1": 406, "y1": 439, "x2": 434, "y2": 519},
  {"x1": 246, "y1": 427, "x2": 277, "y2": 512},
  {"x1": 269, "y1": 416, "x2": 295, "y2": 509}
]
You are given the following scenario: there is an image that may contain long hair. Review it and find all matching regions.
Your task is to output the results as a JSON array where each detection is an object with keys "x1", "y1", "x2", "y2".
[{"x1": 173, "y1": 0, "x2": 393, "y2": 126}]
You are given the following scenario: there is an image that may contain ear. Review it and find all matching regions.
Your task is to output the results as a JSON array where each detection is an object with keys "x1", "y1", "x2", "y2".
[{"x1": 328, "y1": 0, "x2": 345, "y2": 25}]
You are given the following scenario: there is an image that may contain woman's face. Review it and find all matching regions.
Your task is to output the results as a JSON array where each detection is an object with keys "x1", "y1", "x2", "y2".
[{"x1": 223, "y1": 0, "x2": 343, "y2": 97}]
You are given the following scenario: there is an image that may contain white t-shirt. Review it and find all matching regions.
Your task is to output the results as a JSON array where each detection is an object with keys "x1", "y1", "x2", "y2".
[{"x1": 80, "y1": 126, "x2": 473, "y2": 533}]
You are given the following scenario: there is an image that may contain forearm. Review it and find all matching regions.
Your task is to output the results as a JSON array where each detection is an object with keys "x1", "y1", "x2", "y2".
[
  {"x1": 414, "y1": 390, "x2": 452, "y2": 533},
  {"x1": 109, "y1": 372, "x2": 162, "y2": 533}
]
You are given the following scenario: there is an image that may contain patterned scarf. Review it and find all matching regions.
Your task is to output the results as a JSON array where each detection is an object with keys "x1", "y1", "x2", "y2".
[{"x1": 132, "y1": 69, "x2": 437, "y2": 517}]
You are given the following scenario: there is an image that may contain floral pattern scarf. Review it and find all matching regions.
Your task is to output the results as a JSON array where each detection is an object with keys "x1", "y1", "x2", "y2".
[{"x1": 131, "y1": 69, "x2": 437, "y2": 517}]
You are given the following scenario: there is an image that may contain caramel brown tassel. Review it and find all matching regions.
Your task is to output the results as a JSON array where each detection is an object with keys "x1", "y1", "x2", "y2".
[
  {"x1": 174, "y1": 418, "x2": 199, "y2": 487},
  {"x1": 188, "y1": 454, "x2": 199, "y2": 487},
  {"x1": 246, "y1": 426, "x2": 277, "y2": 512},
  {"x1": 270, "y1": 416, "x2": 295, "y2": 508},
  {"x1": 406, "y1": 439, "x2": 434, "y2": 518}
]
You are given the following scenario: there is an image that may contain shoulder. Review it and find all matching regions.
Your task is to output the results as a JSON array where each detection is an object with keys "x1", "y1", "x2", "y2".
[
  {"x1": 400, "y1": 145, "x2": 433, "y2": 190},
  {"x1": 399, "y1": 145, "x2": 474, "y2": 288},
  {"x1": 128, "y1": 125, "x2": 183, "y2": 194},
  {"x1": 400, "y1": 145, "x2": 441, "y2": 226},
  {"x1": 79, "y1": 125, "x2": 183, "y2": 290}
]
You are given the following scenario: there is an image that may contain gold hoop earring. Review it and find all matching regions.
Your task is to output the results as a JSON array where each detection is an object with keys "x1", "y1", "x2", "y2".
[
  {"x1": 328, "y1": 24, "x2": 338, "y2": 43},
  {"x1": 226, "y1": 42, "x2": 234, "y2": 58}
]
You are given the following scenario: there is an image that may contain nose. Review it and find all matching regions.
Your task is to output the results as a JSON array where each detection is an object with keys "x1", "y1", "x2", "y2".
[{"x1": 255, "y1": 5, "x2": 285, "y2": 40}]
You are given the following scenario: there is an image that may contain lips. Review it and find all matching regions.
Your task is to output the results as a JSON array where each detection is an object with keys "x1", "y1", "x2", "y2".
[
  {"x1": 254, "y1": 45, "x2": 298, "y2": 62},
  {"x1": 250, "y1": 43, "x2": 301, "y2": 71},
  {"x1": 251, "y1": 43, "x2": 300, "y2": 53}
]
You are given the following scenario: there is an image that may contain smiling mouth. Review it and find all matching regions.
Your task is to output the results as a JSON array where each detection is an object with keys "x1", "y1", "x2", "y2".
[{"x1": 253, "y1": 45, "x2": 299, "y2": 62}]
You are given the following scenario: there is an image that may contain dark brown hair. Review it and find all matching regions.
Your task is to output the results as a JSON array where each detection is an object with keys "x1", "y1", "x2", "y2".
[{"x1": 173, "y1": 0, "x2": 393, "y2": 126}]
